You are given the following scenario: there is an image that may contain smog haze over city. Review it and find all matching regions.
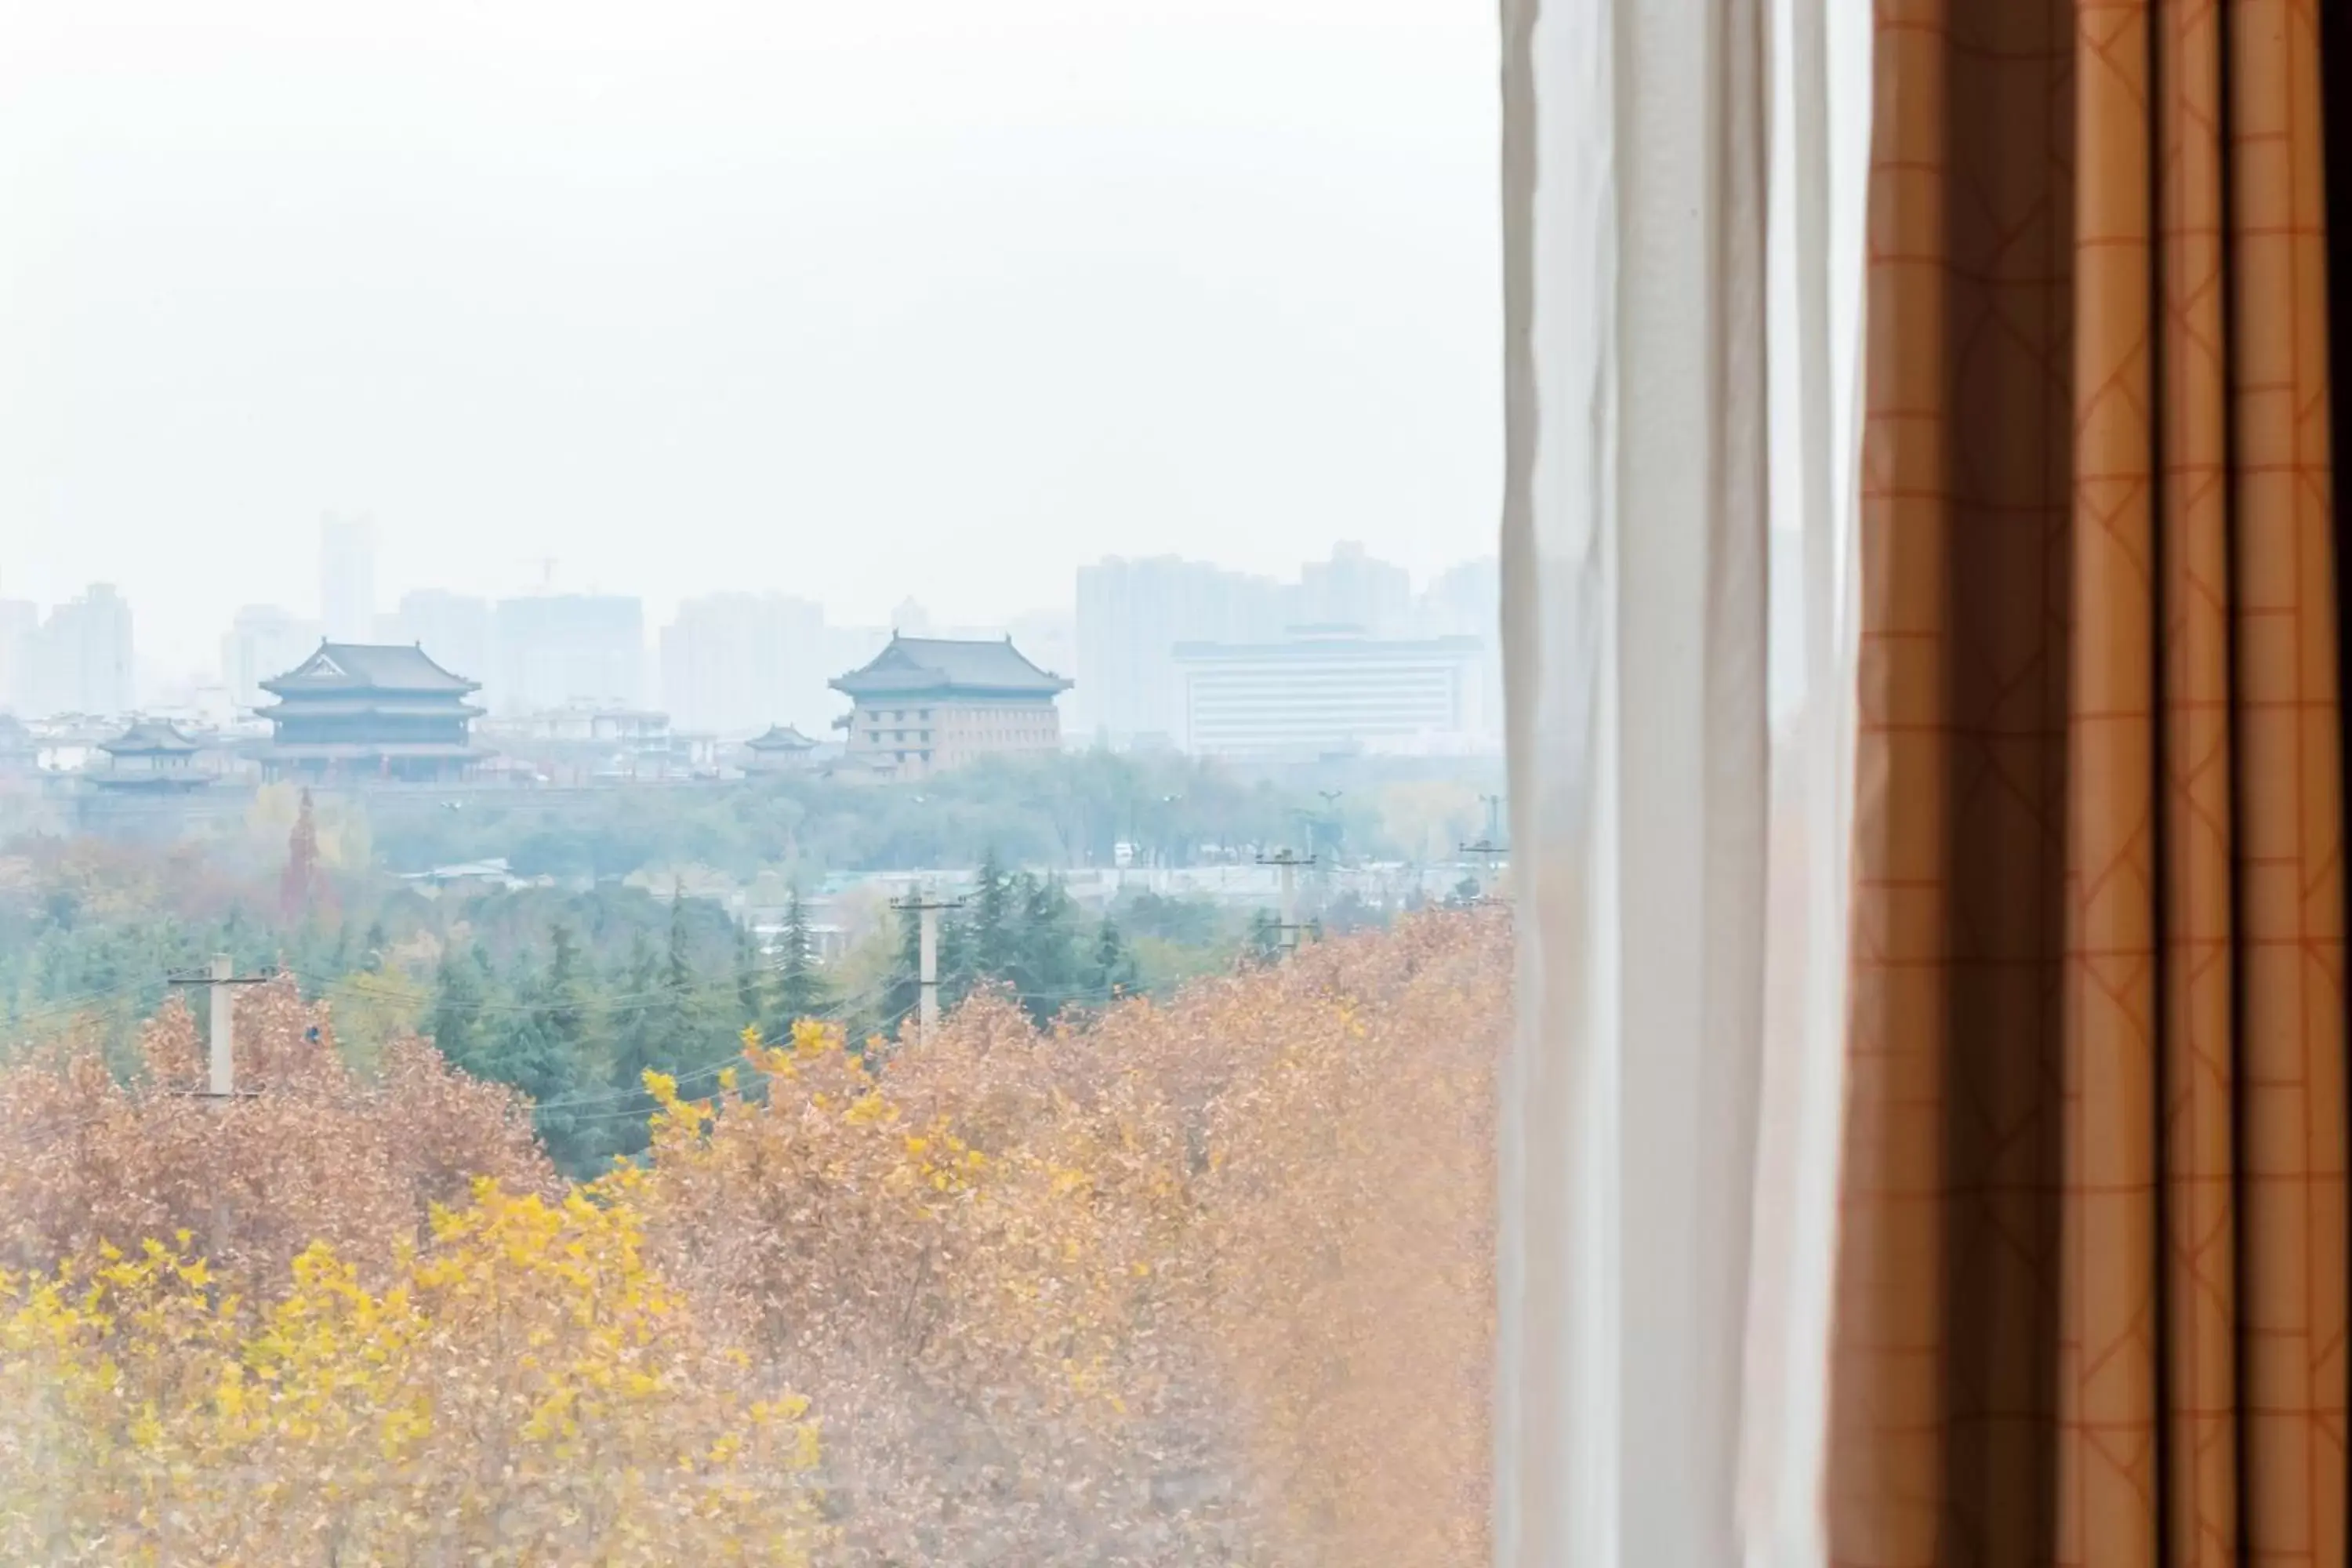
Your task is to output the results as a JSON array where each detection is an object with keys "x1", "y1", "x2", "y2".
[
  {"x1": 1, "y1": 0, "x2": 1503, "y2": 682},
  {"x1": 0, "y1": 5, "x2": 1520, "y2": 1555}
]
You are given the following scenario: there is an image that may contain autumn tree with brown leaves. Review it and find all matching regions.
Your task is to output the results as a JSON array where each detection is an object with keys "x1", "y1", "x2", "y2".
[
  {"x1": 0, "y1": 909, "x2": 1511, "y2": 1566},
  {"x1": 0, "y1": 978, "x2": 552, "y2": 1301},
  {"x1": 630, "y1": 907, "x2": 1509, "y2": 1563}
]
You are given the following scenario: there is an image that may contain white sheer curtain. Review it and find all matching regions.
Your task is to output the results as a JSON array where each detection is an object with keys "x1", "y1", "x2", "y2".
[
  {"x1": 1494, "y1": 2, "x2": 1868, "y2": 1564},
  {"x1": 1496, "y1": 2, "x2": 1768, "y2": 1563},
  {"x1": 1739, "y1": 1, "x2": 1871, "y2": 1564}
]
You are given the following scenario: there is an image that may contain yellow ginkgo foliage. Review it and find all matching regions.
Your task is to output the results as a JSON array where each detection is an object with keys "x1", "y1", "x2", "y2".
[
  {"x1": 0, "y1": 1180, "x2": 819, "y2": 1566},
  {"x1": 620, "y1": 906, "x2": 1508, "y2": 1566},
  {"x1": 0, "y1": 906, "x2": 1512, "y2": 1566},
  {"x1": 622, "y1": 1014, "x2": 1166, "y2": 1563}
]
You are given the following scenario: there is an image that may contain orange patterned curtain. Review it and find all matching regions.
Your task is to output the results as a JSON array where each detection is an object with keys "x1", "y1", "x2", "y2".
[{"x1": 1828, "y1": 2, "x2": 2345, "y2": 1564}]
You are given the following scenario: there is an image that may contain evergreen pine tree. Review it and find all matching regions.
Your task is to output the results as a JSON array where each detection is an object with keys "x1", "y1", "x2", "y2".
[
  {"x1": 966, "y1": 848, "x2": 1018, "y2": 984},
  {"x1": 426, "y1": 943, "x2": 488, "y2": 1071},
  {"x1": 884, "y1": 899, "x2": 923, "y2": 1036},
  {"x1": 1012, "y1": 874, "x2": 1081, "y2": 1025},
  {"x1": 733, "y1": 923, "x2": 768, "y2": 1037},
  {"x1": 485, "y1": 924, "x2": 597, "y2": 1175},
  {"x1": 545, "y1": 923, "x2": 589, "y2": 1040},
  {"x1": 504, "y1": 942, "x2": 540, "y2": 1002},
  {"x1": 492, "y1": 1006, "x2": 575, "y2": 1138},
  {"x1": 935, "y1": 906, "x2": 973, "y2": 1015},
  {"x1": 665, "y1": 887, "x2": 694, "y2": 994},
  {"x1": 771, "y1": 888, "x2": 831, "y2": 1033},
  {"x1": 652, "y1": 890, "x2": 716, "y2": 1078},
  {"x1": 1093, "y1": 916, "x2": 1139, "y2": 1000},
  {"x1": 604, "y1": 931, "x2": 666, "y2": 1153}
]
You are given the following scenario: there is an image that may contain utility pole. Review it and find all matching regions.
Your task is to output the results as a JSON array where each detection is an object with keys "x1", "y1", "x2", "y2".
[
  {"x1": 1454, "y1": 794, "x2": 1510, "y2": 902},
  {"x1": 166, "y1": 955, "x2": 273, "y2": 1098},
  {"x1": 1254, "y1": 848, "x2": 1317, "y2": 953},
  {"x1": 1457, "y1": 833, "x2": 1511, "y2": 905},
  {"x1": 892, "y1": 889, "x2": 965, "y2": 1040},
  {"x1": 920, "y1": 902, "x2": 939, "y2": 1034}
]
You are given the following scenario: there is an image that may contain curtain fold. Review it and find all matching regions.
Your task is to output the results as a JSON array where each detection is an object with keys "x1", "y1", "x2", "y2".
[
  {"x1": 1828, "y1": 2, "x2": 2346, "y2": 1564},
  {"x1": 1495, "y1": 0, "x2": 1773, "y2": 1561},
  {"x1": 1740, "y1": 0, "x2": 1871, "y2": 1562}
]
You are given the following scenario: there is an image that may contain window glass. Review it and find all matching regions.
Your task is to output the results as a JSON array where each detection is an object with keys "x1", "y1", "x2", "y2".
[{"x1": 1, "y1": 1, "x2": 1508, "y2": 1561}]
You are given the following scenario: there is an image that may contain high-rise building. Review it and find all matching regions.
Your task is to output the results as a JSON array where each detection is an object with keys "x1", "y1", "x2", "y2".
[
  {"x1": 220, "y1": 604, "x2": 324, "y2": 713},
  {"x1": 1299, "y1": 542, "x2": 1414, "y2": 636},
  {"x1": 25, "y1": 585, "x2": 135, "y2": 717},
  {"x1": 380, "y1": 591, "x2": 495, "y2": 696},
  {"x1": 318, "y1": 514, "x2": 378, "y2": 643},
  {"x1": 1007, "y1": 609, "x2": 1077, "y2": 702},
  {"x1": 1417, "y1": 557, "x2": 1502, "y2": 749},
  {"x1": 492, "y1": 594, "x2": 645, "y2": 715},
  {"x1": 1417, "y1": 557, "x2": 1500, "y2": 640},
  {"x1": 0, "y1": 597, "x2": 37, "y2": 713},
  {"x1": 1074, "y1": 557, "x2": 1292, "y2": 745},
  {"x1": 658, "y1": 593, "x2": 826, "y2": 736},
  {"x1": 891, "y1": 597, "x2": 935, "y2": 637}
]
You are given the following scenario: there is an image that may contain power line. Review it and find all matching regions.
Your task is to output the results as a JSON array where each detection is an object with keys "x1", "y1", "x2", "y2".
[
  {"x1": 2, "y1": 979, "x2": 169, "y2": 1032},
  {"x1": 546, "y1": 1004, "x2": 919, "y2": 1128},
  {"x1": 2, "y1": 991, "x2": 929, "y2": 1149},
  {"x1": 3, "y1": 952, "x2": 916, "y2": 1126},
  {"x1": 289, "y1": 964, "x2": 891, "y2": 1019},
  {"x1": 516, "y1": 985, "x2": 904, "y2": 1114},
  {"x1": 288, "y1": 967, "x2": 707, "y2": 1016}
]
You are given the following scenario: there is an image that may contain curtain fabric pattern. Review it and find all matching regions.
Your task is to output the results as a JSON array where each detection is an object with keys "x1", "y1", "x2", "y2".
[{"x1": 1829, "y1": 2, "x2": 2345, "y2": 1564}]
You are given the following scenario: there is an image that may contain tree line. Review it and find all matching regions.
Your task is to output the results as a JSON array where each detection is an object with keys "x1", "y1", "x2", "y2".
[
  {"x1": 2, "y1": 829, "x2": 1298, "y2": 1178},
  {"x1": 363, "y1": 749, "x2": 1501, "y2": 884},
  {"x1": 423, "y1": 858, "x2": 1232, "y2": 1176},
  {"x1": 879, "y1": 848, "x2": 1146, "y2": 1032}
]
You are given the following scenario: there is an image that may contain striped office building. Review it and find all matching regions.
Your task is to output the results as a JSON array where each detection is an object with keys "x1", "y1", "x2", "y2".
[{"x1": 1173, "y1": 630, "x2": 1491, "y2": 758}]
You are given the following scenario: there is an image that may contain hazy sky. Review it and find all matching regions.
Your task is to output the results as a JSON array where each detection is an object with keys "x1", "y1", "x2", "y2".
[{"x1": 0, "y1": 0, "x2": 1502, "y2": 674}]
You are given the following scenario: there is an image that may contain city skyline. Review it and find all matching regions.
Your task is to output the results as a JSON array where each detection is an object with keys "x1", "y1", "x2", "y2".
[
  {"x1": 7, "y1": 528, "x2": 1816, "y2": 758},
  {"x1": 1, "y1": 535, "x2": 1504, "y2": 740},
  {"x1": 2, "y1": 531, "x2": 1506, "y2": 687},
  {"x1": 13, "y1": 527, "x2": 1851, "y2": 759}
]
